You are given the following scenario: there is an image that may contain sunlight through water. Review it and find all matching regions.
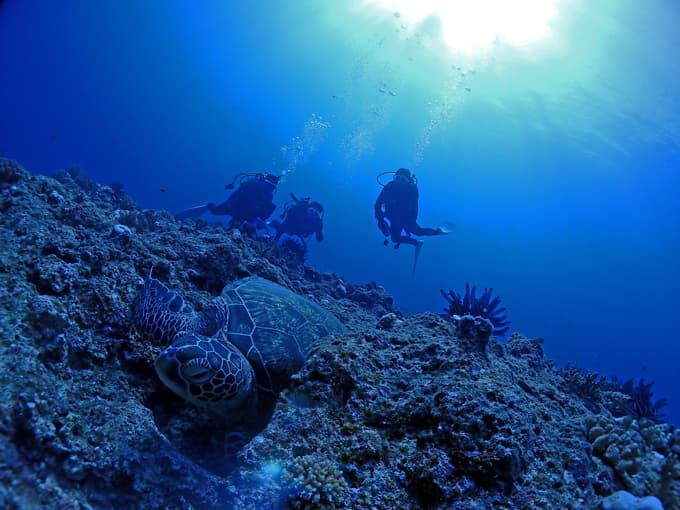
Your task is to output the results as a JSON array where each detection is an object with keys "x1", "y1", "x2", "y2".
[{"x1": 364, "y1": 0, "x2": 558, "y2": 56}]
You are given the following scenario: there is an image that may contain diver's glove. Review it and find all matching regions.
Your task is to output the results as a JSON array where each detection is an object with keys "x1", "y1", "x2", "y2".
[{"x1": 377, "y1": 218, "x2": 390, "y2": 237}]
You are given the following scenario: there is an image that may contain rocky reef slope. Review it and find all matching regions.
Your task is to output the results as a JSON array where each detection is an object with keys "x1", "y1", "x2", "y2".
[{"x1": 0, "y1": 158, "x2": 678, "y2": 509}]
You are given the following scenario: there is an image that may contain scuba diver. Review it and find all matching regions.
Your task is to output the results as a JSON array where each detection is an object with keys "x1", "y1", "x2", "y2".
[
  {"x1": 176, "y1": 172, "x2": 281, "y2": 234},
  {"x1": 374, "y1": 168, "x2": 447, "y2": 271},
  {"x1": 269, "y1": 193, "x2": 324, "y2": 254}
]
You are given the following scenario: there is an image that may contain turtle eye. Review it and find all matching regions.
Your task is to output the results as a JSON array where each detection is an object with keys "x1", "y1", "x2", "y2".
[{"x1": 182, "y1": 358, "x2": 212, "y2": 384}]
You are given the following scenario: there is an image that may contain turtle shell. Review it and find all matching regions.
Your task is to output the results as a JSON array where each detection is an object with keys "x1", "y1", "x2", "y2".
[{"x1": 218, "y1": 276, "x2": 343, "y2": 394}]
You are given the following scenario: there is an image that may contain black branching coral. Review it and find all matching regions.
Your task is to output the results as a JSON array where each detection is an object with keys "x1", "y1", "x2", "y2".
[
  {"x1": 440, "y1": 282, "x2": 510, "y2": 336},
  {"x1": 620, "y1": 378, "x2": 668, "y2": 422}
]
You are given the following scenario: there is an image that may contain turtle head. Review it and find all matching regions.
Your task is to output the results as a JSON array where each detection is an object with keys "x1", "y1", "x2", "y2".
[{"x1": 155, "y1": 333, "x2": 255, "y2": 416}]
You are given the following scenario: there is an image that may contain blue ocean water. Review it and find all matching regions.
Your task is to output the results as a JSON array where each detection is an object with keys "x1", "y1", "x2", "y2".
[{"x1": 1, "y1": 0, "x2": 678, "y2": 426}]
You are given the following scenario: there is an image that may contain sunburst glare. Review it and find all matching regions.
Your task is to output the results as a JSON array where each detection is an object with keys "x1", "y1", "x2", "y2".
[{"x1": 364, "y1": 0, "x2": 559, "y2": 56}]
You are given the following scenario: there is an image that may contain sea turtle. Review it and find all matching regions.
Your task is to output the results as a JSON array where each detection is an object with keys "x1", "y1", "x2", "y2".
[{"x1": 133, "y1": 270, "x2": 344, "y2": 432}]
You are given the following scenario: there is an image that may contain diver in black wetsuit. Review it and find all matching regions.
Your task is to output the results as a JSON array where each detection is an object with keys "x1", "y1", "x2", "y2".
[
  {"x1": 176, "y1": 172, "x2": 280, "y2": 234},
  {"x1": 269, "y1": 194, "x2": 324, "y2": 249},
  {"x1": 374, "y1": 168, "x2": 446, "y2": 249}
]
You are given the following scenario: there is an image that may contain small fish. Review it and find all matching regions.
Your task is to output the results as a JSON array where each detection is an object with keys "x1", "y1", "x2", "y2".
[
  {"x1": 49, "y1": 135, "x2": 56, "y2": 141},
  {"x1": 159, "y1": 188, "x2": 167, "y2": 193}
]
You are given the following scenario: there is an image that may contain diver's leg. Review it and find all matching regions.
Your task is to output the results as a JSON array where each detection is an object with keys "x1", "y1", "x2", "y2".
[
  {"x1": 241, "y1": 221, "x2": 256, "y2": 236},
  {"x1": 268, "y1": 219, "x2": 283, "y2": 241},
  {"x1": 271, "y1": 220, "x2": 287, "y2": 242},
  {"x1": 397, "y1": 235, "x2": 420, "y2": 247},
  {"x1": 408, "y1": 222, "x2": 444, "y2": 237},
  {"x1": 299, "y1": 236, "x2": 308, "y2": 252},
  {"x1": 389, "y1": 223, "x2": 403, "y2": 244},
  {"x1": 175, "y1": 203, "x2": 213, "y2": 220},
  {"x1": 252, "y1": 217, "x2": 267, "y2": 230},
  {"x1": 209, "y1": 200, "x2": 232, "y2": 216},
  {"x1": 390, "y1": 223, "x2": 419, "y2": 247}
]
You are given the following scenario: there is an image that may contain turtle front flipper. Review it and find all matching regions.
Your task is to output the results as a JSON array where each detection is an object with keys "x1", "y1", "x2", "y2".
[{"x1": 133, "y1": 270, "x2": 199, "y2": 344}]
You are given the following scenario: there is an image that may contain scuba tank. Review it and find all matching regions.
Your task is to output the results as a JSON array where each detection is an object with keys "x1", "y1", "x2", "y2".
[
  {"x1": 225, "y1": 172, "x2": 281, "y2": 190},
  {"x1": 376, "y1": 168, "x2": 417, "y2": 187},
  {"x1": 280, "y1": 193, "x2": 323, "y2": 220}
]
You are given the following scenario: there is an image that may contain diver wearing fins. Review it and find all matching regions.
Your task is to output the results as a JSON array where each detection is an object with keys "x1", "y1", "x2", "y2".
[
  {"x1": 269, "y1": 193, "x2": 324, "y2": 249},
  {"x1": 374, "y1": 168, "x2": 447, "y2": 270},
  {"x1": 175, "y1": 172, "x2": 281, "y2": 234}
]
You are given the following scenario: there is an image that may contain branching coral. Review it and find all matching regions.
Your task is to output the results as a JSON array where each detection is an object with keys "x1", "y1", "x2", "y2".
[
  {"x1": 619, "y1": 378, "x2": 668, "y2": 423},
  {"x1": 282, "y1": 454, "x2": 349, "y2": 509},
  {"x1": 440, "y1": 282, "x2": 510, "y2": 336},
  {"x1": 559, "y1": 365, "x2": 610, "y2": 412}
]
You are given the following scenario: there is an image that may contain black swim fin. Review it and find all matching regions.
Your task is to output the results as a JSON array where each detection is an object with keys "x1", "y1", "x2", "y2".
[
  {"x1": 175, "y1": 204, "x2": 211, "y2": 220},
  {"x1": 412, "y1": 240, "x2": 424, "y2": 274}
]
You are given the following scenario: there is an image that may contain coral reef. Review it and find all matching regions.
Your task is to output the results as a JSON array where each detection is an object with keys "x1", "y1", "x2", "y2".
[
  {"x1": 282, "y1": 454, "x2": 350, "y2": 509},
  {"x1": 440, "y1": 282, "x2": 510, "y2": 336},
  {"x1": 0, "y1": 157, "x2": 24, "y2": 190},
  {"x1": 375, "y1": 311, "x2": 400, "y2": 330},
  {"x1": 449, "y1": 314, "x2": 494, "y2": 352},
  {"x1": 601, "y1": 490, "x2": 663, "y2": 510},
  {"x1": 0, "y1": 158, "x2": 678, "y2": 509},
  {"x1": 559, "y1": 365, "x2": 616, "y2": 413},
  {"x1": 586, "y1": 414, "x2": 680, "y2": 509},
  {"x1": 276, "y1": 234, "x2": 308, "y2": 266}
]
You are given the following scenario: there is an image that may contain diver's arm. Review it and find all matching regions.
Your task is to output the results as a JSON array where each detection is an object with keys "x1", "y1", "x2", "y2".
[
  {"x1": 407, "y1": 184, "x2": 419, "y2": 220},
  {"x1": 209, "y1": 200, "x2": 231, "y2": 216},
  {"x1": 374, "y1": 186, "x2": 388, "y2": 219}
]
